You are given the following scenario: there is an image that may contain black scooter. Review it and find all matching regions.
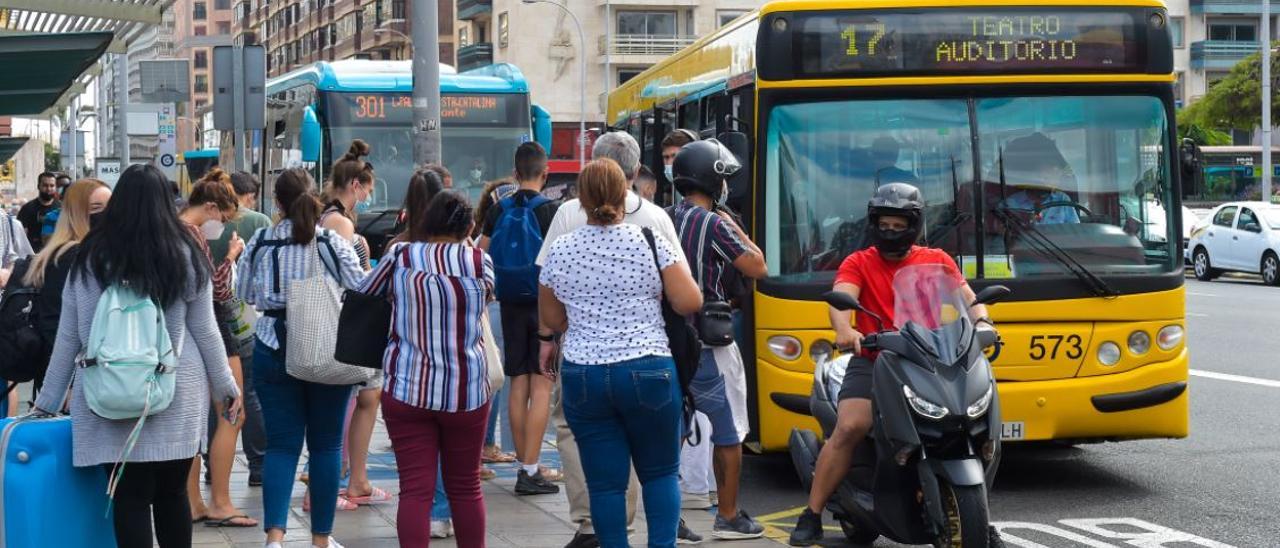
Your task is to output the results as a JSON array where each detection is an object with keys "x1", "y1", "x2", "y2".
[{"x1": 789, "y1": 278, "x2": 1009, "y2": 547}]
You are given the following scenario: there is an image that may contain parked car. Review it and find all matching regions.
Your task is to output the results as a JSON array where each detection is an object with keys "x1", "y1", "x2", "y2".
[{"x1": 1188, "y1": 201, "x2": 1280, "y2": 285}]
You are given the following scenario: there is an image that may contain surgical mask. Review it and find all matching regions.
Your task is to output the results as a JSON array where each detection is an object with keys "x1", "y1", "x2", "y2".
[
  {"x1": 470, "y1": 169, "x2": 483, "y2": 181},
  {"x1": 355, "y1": 196, "x2": 372, "y2": 213},
  {"x1": 89, "y1": 212, "x2": 104, "y2": 230},
  {"x1": 664, "y1": 164, "x2": 674, "y2": 181},
  {"x1": 200, "y1": 219, "x2": 225, "y2": 240}
]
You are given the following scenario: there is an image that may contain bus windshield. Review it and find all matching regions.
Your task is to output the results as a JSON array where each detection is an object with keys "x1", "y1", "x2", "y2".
[
  {"x1": 324, "y1": 91, "x2": 532, "y2": 209},
  {"x1": 764, "y1": 94, "x2": 1175, "y2": 284}
]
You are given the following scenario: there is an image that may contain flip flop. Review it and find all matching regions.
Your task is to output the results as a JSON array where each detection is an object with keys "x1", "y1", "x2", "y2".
[
  {"x1": 205, "y1": 515, "x2": 258, "y2": 528},
  {"x1": 302, "y1": 494, "x2": 358, "y2": 513},
  {"x1": 191, "y1": 516, "x2": 209, "y2": 524},
  {"x1": 539, "y1": 466, "x2": 564, "y2": 482},
  {"x1": 480, "y1": 467, "x2": 497, "y2": 481},
  {"x1": 344, "y1": 486, "x2": 393, "y2": 505},
  {"x1": 481, "y1": 448, "x2": 517, "y2": 463}
]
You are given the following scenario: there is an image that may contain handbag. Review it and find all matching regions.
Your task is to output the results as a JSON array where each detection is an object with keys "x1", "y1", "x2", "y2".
[
  {"x1": 285, "y1": 240, "x2": 378, "y2": 385},
  {"x1": 641, "y1": 228, "x2": 701, "y2": 421},
  {"x1": 334, "y1": 289, "x2": 392, "y2": 369},
  {"x1": 481, "y1": 307, "x2": 505, "y2": 392}
]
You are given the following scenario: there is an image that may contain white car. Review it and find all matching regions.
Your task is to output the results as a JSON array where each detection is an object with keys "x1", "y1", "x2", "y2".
[{"x1": 1188, "y1": 201, "x2": 1280, "y2": 285}]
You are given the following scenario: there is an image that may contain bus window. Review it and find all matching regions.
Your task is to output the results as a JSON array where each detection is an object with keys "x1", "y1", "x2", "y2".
[
  {"x1": 679, "y1": 101, "x2": 699, "y2": 131},
  {"x1": 764, "y1": 98, "x2": 975, "y2": 279}
]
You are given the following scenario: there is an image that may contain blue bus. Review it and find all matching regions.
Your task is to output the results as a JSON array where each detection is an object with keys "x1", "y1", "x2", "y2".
[{"x1": 240, "y1": 60, "x2": 552, "y2": 252}]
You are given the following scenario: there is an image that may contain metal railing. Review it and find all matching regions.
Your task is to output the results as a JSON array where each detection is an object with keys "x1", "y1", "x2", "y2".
[
  {"x1": 457, "y1": 0, "x2": 492, "y2": 20},
  {"x1": 598, "y1": 34, "x2": 696, "y2": 56},
  {"x1": 1190, "y1": 40, "x2": 1261, "y2": 70},
  {"x1": 1191, "y1": 0, "x2": 1280, "y2": 15},
  {"x1": 457, "y1": 42, "x2": 494, "y2": 71}
]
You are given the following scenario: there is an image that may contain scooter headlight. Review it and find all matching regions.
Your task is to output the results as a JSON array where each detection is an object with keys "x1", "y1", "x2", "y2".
[
  {"x1": 903, "y1": 385, "x2": 949, "y2": 420},
  {"x1": 967, "y1": 384, "x2": 994, "y2": 419}
]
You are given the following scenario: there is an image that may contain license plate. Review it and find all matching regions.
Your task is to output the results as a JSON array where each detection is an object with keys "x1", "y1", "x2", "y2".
[{"x1": 1001, "y1": 421, "x2": 1026, "y2": 441}]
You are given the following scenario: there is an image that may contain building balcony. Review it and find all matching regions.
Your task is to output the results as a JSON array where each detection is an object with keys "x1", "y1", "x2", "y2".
[
  {"x1": 457, "y1": 0, "x2": 491, "y2": 21},
  {"x1": 457, "y1": 42, "x2": 493, "y2": 71},
  {"x1": 1191, "y1": 0, "x2": 1280, "y2": 15},
  {"x1": 598, "y1": 34, "x2": 696, "y2": 57},
  {"x1": 1190, "y1": 40, "x2": 1260, "y2": 70}
]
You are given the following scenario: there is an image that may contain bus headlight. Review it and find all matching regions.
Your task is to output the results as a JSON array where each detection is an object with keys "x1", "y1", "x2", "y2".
[
  {"x1": 1127, "y1": 331, "x2": 1151, "y2": 356},
  {"x1": 967, "y1": 384, "x2": 994, "y2": 418},
  {"x1": 767, "y1": 336, "x2": 802, "y2": 361},
  {"x1": 903, "y1": 385, "x2": 948, "y2": 420},
  {"x1": 1157, "y1": 325, "x2": 1184, "y2": 350},
  {"x1": 1098, "y1": 342, "x2": 1122, "y2": 366}
]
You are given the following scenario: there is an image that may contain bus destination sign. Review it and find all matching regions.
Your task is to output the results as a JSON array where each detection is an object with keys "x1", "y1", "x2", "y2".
[
  {"x1": 791, "y1": 9, "x2": 1145, "y2": 77},
  {"x1": 329, "y1": 92, "x2": 522, "y2": 127}
]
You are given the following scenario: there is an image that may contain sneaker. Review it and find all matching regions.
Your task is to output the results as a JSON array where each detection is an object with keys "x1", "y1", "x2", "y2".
[
  {"x1": 515, "y1": 469, "x2": 560, "y2": 496},
  {"x1": 677, "y1": 518, "x2": 703, "y2": 544},
  {"x1": 563, "y1": 531, "x2": 600, "y2": 548},
  {"x1": 989, "y1": 525, "x2": 1005, "y2": 548},
  {"x1": 788, "y1": 508, "x2": 824, "y2": 546},
  {"x1": 681, "y1": 491, "x2": 712, "y2": 510},
  {"x1": 431, "y1": 519, "x2": 455, "y2": 539},
  {"x1": 312, "y1": 538, "x2": 344, "y2": 548},
  {"x1": 713, "y1": 510, "x2": 765, "y2": 540}
]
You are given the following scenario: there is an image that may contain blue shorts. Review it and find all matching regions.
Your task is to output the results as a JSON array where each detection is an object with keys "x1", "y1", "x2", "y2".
[{"x1": 688, "y1": 345, "x2": 749, "y2": 447}]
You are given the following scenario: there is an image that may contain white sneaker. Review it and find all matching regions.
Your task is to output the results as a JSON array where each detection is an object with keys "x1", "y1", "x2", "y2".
[
  {"x1": 265, "y1": 543, "x2": 283, "y2": 548},
  {"x1": 681, "y1": 491, "x2": 712, "y2": 510},
  {"x1": 312, "y1": 537, "x2": 344, "y2": 548},
  {"x1": 431, "y1": 519, "x2": 455, "y2": 538}
]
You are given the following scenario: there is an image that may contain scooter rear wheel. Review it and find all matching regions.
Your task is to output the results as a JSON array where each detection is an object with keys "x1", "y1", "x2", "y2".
[
  {"x1": 838, "y1": 517, "x2": 879, "y2": 544},
  {"x1": 935, "y1": 483, "x2": 991, "y2": 548},
  {"x1": 788, "y1": 428, "x2": 821, "y2": 493}
]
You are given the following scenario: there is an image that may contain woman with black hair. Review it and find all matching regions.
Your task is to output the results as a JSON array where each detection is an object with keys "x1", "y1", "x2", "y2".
[
  {"x1": 357, "y1": 191, "x2": 495, "y2": 548},
  {"x1": 388, "y1": 166, "x2": 447, "y2": 247},
  {"x1": 33, "y1": 164, "x2": 241, "y2": 548},
  {"x1": 236, "y1": 168, "x2": 366, "y2": 548}
]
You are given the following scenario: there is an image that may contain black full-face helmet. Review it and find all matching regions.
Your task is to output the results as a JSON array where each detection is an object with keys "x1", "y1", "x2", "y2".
[
  {"x1": 672, "y1": 139, "x2": 741, "y2": 198},
  {"x1": 867, "y1": 182, "x2": 926, "y2": 255}
]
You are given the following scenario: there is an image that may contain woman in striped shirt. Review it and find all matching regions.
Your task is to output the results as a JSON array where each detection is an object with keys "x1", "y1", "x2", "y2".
[
  {"x1": 357, "y1": 191, "x2": 495, "y2": 548},
  {"x1": 236, "y1": 168, "x2": 366, "y2": 548}
]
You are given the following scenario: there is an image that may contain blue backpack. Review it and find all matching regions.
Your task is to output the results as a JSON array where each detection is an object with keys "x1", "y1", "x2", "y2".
[{"x1": 490, "y1": 193, "x2": 550, "y2": 304}]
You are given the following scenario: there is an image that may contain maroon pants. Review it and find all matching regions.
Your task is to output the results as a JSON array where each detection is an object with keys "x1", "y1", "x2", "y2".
[{"x1": 382, "y1": 393, "x2": 490, "y2": 548}]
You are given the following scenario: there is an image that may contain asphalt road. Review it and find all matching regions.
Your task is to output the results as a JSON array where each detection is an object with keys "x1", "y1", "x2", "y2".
[{"x1": 738, "y1": 276, "x2": 1280, "y2": 547}]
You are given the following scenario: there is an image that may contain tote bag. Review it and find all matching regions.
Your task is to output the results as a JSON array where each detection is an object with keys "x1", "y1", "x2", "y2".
[{"x1": 285, "y1": 241, "x2": 377, "y2": 385}]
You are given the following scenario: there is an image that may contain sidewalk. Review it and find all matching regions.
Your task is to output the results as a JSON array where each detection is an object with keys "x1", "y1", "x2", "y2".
[{"x1": 191, "y1": 414, "x2": 784, "y2": 547}]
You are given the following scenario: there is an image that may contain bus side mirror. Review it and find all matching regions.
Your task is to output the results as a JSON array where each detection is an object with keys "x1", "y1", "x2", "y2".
[
  {"x1": 301, "y1": 105, "x2": 322, "y2": 164},
  {"x1": 972, "y1": 285, "x2": 1011, "y2": 306},
  {"x1": 718, "y1": 130, "x2": 751, "y2": 200}
]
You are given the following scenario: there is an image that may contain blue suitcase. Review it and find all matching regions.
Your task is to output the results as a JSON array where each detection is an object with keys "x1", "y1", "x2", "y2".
[{"x1": 0, "y1": 415, "x2": 116, "y2": 548}]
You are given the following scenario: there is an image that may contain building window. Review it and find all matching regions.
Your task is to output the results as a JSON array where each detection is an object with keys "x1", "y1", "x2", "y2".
[
  {"x1": 617, "y1": 68, "x2": 643, "y2": 85},
  {"x1": 194, "y1": 74, "x2": 209, "y2": 93},
  {"x1": 215, "y1": 0, "x2": 230, "y2": 9},
  {"x1": 459, "y1": 25, "x2": 469, "y2": 47},
  {"x1": 1174, "y1": 71, "x2": 1184, "y2": 108},
  {"x1": 716, "y1": 10, "x2": 747, "y2": 28},
  {"x1": 217, "y1": 22, "x2": 231, "y2": 35},
  {"x1": 498, "y1": 12, "x2": 509, "y2": 48},
  {"x1": 194, "y1": 50, "x2": 208, "y2": 69},
  {"x1": 195, "y1": 26, "x2": 207, "y2": 36},
  {"x1": 1208, "y1": 22, "x2": 1257, "y2": 42},
  {"x1": 194, "y1": 2, "x2": 207, "y2": 20},
  {"x1": 617, "y1": 11, "x2": 677, "y2": 37}
]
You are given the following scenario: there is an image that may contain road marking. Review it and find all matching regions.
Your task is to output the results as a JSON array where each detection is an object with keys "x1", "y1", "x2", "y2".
[
  {"x1": 1186, "y1": 291, "x2": 1218, "y2": 297},
  {"x1": 1187, "y1": 312, "x2": 1210, "y2": 317},
  {"x1": 1191, "y1": 369, "x2": 1280, "y2": 388}
]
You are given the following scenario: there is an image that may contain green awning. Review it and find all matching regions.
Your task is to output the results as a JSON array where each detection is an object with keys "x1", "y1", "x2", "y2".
[
  {"x1": 0, "y1": 32, "x2": 112, "y2": 116},
  {"x1": 0, "y1": 137, "x2": 29, "y2": 162}
]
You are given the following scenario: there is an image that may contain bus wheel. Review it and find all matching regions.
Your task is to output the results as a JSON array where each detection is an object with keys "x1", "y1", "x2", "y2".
[{"x1": 1193, "y1": 248, "x2": 1220, "y2": 281}]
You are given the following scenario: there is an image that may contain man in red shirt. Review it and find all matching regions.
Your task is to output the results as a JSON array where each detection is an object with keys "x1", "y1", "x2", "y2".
[{"x1": 790, "y1": 182, "x2": 995, "y2": 546}]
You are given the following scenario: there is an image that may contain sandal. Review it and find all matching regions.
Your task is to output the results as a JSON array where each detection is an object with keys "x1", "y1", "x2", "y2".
[
  {"x1": 303, "y1": 493, "x2": 358, "y2": 513},
  {"x1": 538, "y1": 466, "x2": 564, "y2": 482},
  {"x1": 480, "y1": 467, "x2": 497, "y2": 481},
  {"x1": 481, "y1": 446, "x2": 517, "y2": 463},
  {"x1": 344, "y1": 486, "x2": 393, "y2": 505},
  {"x1": 205, "y1": 514, "x2": 259, "y2": 528}
]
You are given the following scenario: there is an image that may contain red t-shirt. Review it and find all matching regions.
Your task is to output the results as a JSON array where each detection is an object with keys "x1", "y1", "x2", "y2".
[{"x1": 834, "y1": 246, "x2": 965, "y2": 337}]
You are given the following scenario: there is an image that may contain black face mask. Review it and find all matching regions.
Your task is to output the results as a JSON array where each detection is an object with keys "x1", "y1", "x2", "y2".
[
  {"x1": 38, "y1": 191, "x2": 55, "y2": 202},
  {"x1": 873, "y1": 227, "x2": 917, "y2": 256},
  {"x1": 89, "y1": 212, "x2": 104, "y2": 230}
]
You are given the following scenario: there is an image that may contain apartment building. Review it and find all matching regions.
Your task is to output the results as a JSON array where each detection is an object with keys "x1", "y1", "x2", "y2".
[
  {"x1": 1183, "y1": 0, "x2": 1276, "y2": 104},
  {"x1": 176, "y1": 0, "x2": 236, "y2": 152},
  {"x1": 234, "y1": 0, "x2": 455, "y2": 79},
  {"x1": 455, "y1": 0, "x2": 761, "y2": 161}
]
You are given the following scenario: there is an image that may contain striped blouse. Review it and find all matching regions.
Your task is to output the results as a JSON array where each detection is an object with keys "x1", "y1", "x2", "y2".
[
  {"x1": 235, "y1": 221, "x2": 367, "y2": 350},
  {"x1": 357, "y1": 241, "x2": 494, "y2": 412}
]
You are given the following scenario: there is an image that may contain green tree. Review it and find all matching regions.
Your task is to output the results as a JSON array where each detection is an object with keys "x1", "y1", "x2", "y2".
[
  {"x1": 43, "y1": 142, "x2": 60, "y2": 172},
  {"x1": 1181, "y1": 42, "x2": 1280, "y2": 132},
  {"x1": 1176, "y1": 118, "x2": 1232, "y2": 146}
]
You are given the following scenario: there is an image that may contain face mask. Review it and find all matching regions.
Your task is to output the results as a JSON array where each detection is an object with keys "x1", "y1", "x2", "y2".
[
  {"x1": 718, "y1": 182, "x2": 729, "y2": 207},
  {"x1": 89, "y1": 212, "x2": 104, "y2": 230},
  {"x1": 200, "y1": 219, "x2": 225, "y2": 240},
  {"x1": 873, "y1": 227, "x2": 916, "y2": 256},
  {"x1": 664, "y1": 165, "x2": 675, "y2": 182},
  {"x1": 471, "y1": 169, "x2": 483, "y2": 181},
  {"x1": 355, "y1": 184, "x2": 374, "y2": 213},
  {"x1": 38, "y1": 191, "x2": 54, "y2": 202}
]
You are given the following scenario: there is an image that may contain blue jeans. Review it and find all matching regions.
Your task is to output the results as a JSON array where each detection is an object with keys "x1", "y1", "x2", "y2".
[
  {"x1": 562, "y1": 355, "x2": 682, "y2": 548},
  {"x1": 432, "y1": 465, "x2": 450, "y2": 520},
  {"x1": 253, "y1": 340, "x2": 353, "y2": 535}
]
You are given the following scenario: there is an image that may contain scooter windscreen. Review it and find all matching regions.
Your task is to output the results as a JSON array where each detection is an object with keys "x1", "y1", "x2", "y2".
[{"x1": 890, "y1": 264, "x2": 974, "y2": 364}]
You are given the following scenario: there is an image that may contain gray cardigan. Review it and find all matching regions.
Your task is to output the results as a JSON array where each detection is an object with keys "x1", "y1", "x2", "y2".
[{"x1": 33, "y1": 254, "x2": 240, "y2": 467}]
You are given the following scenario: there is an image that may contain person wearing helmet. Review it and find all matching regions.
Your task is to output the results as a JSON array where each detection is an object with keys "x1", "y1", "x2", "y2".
[
  {"x1": 790, "y1": 183, "x2": 998, "y2": 546},
  {"x1": 669, "y1": 139, "x2": 769, "y2": 540},
  {"x1": 1000, "y1": 132, "x2": 1081, "y2": 224}
]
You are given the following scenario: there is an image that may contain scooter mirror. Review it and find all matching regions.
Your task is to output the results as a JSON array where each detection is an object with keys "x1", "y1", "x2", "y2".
[
  {"x1": 822, "y1": 291, "x2": 863, "y2": 312},
  {"x1": 972, "y1": 285, "x2": 1012, "y2": 306}
]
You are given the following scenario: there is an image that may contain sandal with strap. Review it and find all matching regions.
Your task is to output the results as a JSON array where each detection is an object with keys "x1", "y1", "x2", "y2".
[
  {"x1": 482, "y1": 447, "x2": 517, "y2": 463},
  {"x1": 344, "y1": 486, "x2": 393, "y2": 505},
  {"x1": 538, "y1": 465, "x2": 564, "y2": 482},
  {"x1": 303, "y1": 493, "x2": 358, "y2": 513}
]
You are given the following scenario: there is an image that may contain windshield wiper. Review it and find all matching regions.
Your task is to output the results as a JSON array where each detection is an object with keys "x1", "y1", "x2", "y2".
[
  {"x1": 990, "y1": 151, "x2": 1118, "y2": 298},
  {"x1": 927, "y1": 157, "x2": 972, "y2": 244}
]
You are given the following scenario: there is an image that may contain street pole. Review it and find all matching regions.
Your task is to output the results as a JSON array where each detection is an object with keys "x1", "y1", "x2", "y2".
[
  {"x1": 524, "y1": 0, "x2": 586, "y2": 168},
  {"x1": 115, "y1": 52, "x2": 130, "y2": 166},
  {"x1": 412, "y1": 0, "x2": 443, "y2": 165},
  {"x1": 1263, "y1": 0, "x2": 1272, "y2": 203}
]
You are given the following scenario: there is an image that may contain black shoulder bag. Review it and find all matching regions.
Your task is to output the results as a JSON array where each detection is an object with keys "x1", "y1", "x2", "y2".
[
  {"x1": 334, "y1": 246, "x2": 404, "y2": 369},
  {"x1": 642, "y1": 228, "x2": 701, "y2": 438}
]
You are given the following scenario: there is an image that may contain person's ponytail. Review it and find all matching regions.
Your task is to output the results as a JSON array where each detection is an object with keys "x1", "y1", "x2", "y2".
[{"x1": 275, "y1": 168, "x2": 322, "y2": 244}]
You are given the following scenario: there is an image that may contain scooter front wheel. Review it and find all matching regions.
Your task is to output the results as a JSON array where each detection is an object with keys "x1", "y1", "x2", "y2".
[{"x1": 935, "y1": 483, "x2": 991, "y2": 548}]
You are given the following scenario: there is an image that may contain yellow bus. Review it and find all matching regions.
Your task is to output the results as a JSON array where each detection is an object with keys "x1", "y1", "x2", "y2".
[{"x1": 609, "y1": 0, "x2": 1189, "y2": 452}]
